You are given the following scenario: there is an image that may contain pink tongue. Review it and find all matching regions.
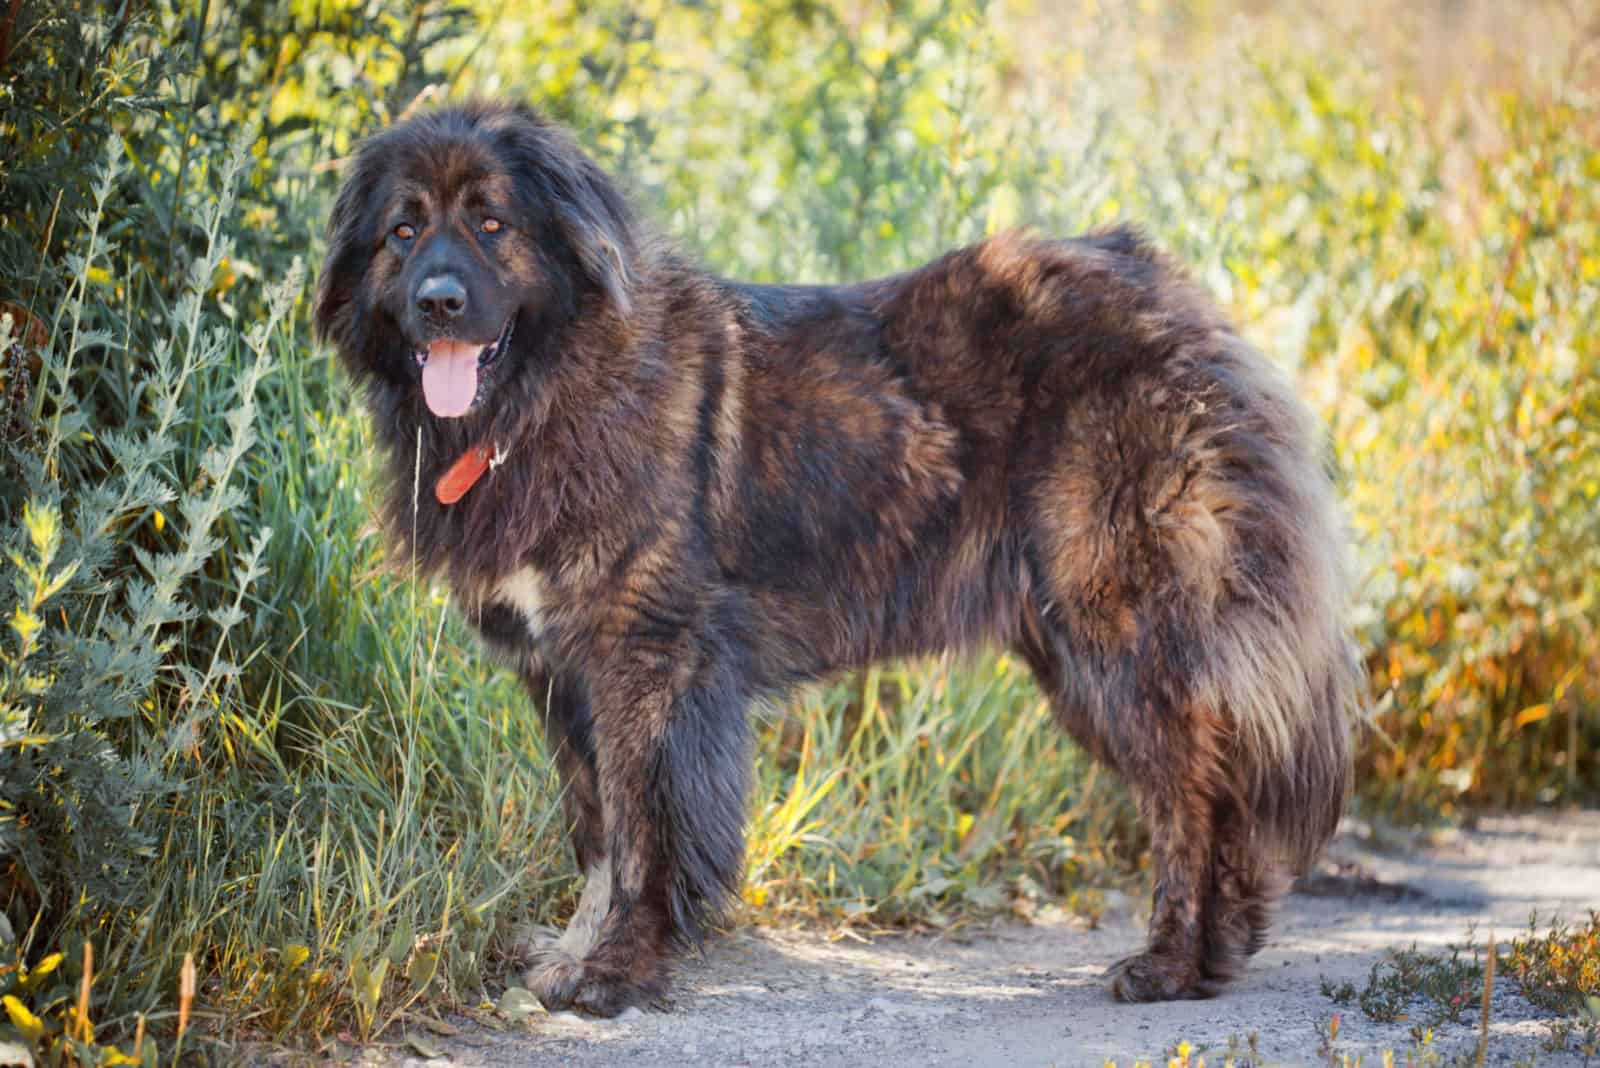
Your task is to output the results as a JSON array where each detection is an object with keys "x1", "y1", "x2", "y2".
[{"x1": 421, "y1": 340, "x2": 481, "y2": 417}]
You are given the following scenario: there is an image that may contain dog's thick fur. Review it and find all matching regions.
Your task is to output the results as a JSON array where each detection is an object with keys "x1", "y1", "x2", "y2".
[{"x1": 316, "y1": 102, "x2": 1358, "y2": 1015}]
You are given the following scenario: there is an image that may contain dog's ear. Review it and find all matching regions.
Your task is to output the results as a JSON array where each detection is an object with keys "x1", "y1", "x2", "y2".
[
  {"x1": 493, "y1": 107, "x2": 638, "y2": 317},
  {"x1": 315, "y1": 146, "x2": 380, "y2": 347},
  {"x1": 552, "y1": 157, "x2": 636, "y2": 317}
]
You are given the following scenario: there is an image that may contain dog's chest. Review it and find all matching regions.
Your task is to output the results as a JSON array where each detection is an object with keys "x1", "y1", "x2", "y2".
[{"x1": 489, "y1": 567, "x2": 552, "y2": 641}]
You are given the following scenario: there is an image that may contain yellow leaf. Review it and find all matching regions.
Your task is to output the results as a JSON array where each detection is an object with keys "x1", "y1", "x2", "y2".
[
  {"x1": 3, "y1": 995, "x2": 44, "y2": 1041},
  {"x1": 152, "y1": 510, "x2": 165, "y2": 532},
  {"x1": 20, "y1": 952, "x2": 63, "y2": 990},
  {"x1": 102, "y1": 1045, "x2": 141, "y2": 1066},
  {"x1": 283, "y1": 943, "x2": 310, "y2": 971},
  {"x1": 1513, "y1": 704, "x2": 1551, "y2": 729},
  {"x1": 8, "y1": 608, "x2": 41, "y2": 645}
]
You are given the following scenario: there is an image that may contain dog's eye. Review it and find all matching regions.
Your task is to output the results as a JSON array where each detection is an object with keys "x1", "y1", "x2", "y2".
[
  {"x1": 394, "y1": 223, "x2": 416, "y2": 241},
  {"x1": 480, "y1": 217, "x2": 502, "y2": 234}
]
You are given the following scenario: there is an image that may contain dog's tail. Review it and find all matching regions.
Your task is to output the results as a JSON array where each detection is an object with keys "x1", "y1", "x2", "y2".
[
  {"x1": 1198, "y1": 337, "x2": 1361, "y2": 875},
  {"x1": 1233, "y1": 633, "x2": 1360, "y2": 875}
]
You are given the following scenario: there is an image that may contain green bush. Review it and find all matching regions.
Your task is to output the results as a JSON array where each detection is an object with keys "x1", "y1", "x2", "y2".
[
  {"x1": 0, "y1": 139, "x2": 284, "y2": 1058},
  {"x1": 1, "y1": 0, "x2": 551, "y2": 1055}
]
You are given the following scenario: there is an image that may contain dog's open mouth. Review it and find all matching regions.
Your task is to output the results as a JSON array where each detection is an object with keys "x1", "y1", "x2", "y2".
[{"x1": 414, "y1": 315, "x2": 515, "y2": 418}]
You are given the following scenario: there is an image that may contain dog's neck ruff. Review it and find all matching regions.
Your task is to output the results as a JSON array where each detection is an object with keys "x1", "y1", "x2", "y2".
[{"x1": 435, "y1": 442, "x2": 504, "y2": 504}]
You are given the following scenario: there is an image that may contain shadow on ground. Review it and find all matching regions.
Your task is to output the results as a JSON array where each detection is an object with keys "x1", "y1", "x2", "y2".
[{"x1": 358, "y1": 811, "x2": 1599, "y2": 1067}]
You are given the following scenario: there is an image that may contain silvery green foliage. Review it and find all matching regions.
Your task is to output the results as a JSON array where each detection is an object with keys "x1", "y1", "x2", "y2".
[{"x1": 0, "y1": 140, "x2": 288, "y2": 924}]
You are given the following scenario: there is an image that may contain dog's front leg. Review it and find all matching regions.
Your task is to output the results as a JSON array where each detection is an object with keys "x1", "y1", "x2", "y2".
[{"x1": 525, "y1": 647, "x2": 751, "y2": 1016}]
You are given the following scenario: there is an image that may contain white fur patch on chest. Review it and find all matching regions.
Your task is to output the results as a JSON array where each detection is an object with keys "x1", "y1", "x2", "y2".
[{"x1": 491, "y1": 566, "x2": 552, "y2": 641}]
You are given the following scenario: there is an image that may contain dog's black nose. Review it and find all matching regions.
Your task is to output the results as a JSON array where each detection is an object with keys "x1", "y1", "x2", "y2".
[{"x1": 416, "y1": 275, "x2": 467, "y2": 320}]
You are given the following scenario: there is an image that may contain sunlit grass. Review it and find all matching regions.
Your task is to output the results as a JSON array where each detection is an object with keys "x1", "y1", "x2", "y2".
[{"x1": 747, "y1": 658, "x2": 1136, "y2": 928}]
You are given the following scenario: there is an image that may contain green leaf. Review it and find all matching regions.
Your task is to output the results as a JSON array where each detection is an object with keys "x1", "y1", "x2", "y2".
[
  {"x1": 405, "y1": 1035, "x2": 445, "y2": 1060},
  {"x1": 496, "y1": 987, "x2": 541, "y2": 1022},
  {"x1": 387, "y1": 917, "x2": 414, "y2": 967},
  {"x1": 406, "y1": 951, "x2": 438, "y2": 994}
]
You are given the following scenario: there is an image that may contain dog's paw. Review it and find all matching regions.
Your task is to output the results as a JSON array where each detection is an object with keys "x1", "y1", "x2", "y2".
[
  {"x1": 1105, "y1": 952, "x2": 1207, "y2": 1002},
  {"x1": 506, "y1": 922, "x2": 562, "y2": 966},
  {"x1": 524, "y1": 951, "x2": 646, "y2": 1018}
]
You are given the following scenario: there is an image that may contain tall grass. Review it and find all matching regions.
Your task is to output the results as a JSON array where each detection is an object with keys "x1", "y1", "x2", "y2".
[
  {"x1": 0, "y1": 0, "x2": 1596, "y2": 1057},
  {"x1": 745, "y1": 658, "x2": 1138, "y2": 927}
]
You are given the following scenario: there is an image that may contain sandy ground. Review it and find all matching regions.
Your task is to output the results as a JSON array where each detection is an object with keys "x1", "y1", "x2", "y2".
[{"x1": 370, "y1": 811, "x2": 1600, "y2": 1067}]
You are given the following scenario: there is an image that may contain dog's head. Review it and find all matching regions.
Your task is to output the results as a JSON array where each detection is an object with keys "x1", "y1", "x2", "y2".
[{"x1": 315, "y1": 103, "x2": 636, "y2": 419}]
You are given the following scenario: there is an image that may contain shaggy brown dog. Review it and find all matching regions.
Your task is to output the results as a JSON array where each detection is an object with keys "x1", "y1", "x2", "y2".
[{"x1": 315, "y1": 102, "x2": 1359, "y2": 1016}]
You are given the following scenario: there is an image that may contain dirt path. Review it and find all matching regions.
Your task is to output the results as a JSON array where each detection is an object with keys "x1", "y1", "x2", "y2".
[{"x1": 378, "y1": 812, "x2": 1600, "y2": 1067}]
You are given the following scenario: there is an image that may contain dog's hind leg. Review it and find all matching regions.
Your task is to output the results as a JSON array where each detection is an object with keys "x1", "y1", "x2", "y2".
[
  {"x1": 1200, "y1": 791, "x2": 1291, "y2": 993},
  {"x1": 1103, "y1": 698, "x2": 1230, "y2": 1001},
  {"x1": 1015, "y1": 598, "x2": 1235, "y2": 1001},
  {"x1": 1017, "y1": 329, "x2": 1356, "y2": 999}
]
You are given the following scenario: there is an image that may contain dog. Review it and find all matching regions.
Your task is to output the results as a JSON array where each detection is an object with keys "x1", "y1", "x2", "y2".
[{"x1": 315, "y1": 101, "x2": 1358, "y2": 1016}]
